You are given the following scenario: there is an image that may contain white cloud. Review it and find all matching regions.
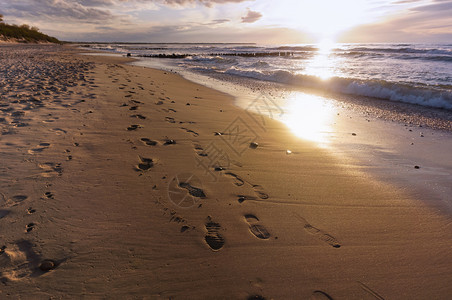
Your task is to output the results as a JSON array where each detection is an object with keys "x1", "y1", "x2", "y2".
[{"x1": 241, "y1": 9, "x2": 262, "y2": 23}]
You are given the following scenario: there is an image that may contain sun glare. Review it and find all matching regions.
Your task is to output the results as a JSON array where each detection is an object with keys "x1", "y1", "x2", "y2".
[
  {"x1": 268, "y1": 0, "x2": 373, "y2": 42},
  {"x1": 283, "y1": 93, "x2": 336, "y2": 146},
  {"x1": 301, "y1": 38, "x2": 337, "y2": 80},
  {"x1": 317, "y1": 39, "x2": 335, "y2": 54}
]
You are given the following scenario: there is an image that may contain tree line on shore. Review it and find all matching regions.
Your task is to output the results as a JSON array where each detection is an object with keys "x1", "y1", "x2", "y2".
[{"x1": 0, "y1": 14, "x2": 60, "y2": 43}]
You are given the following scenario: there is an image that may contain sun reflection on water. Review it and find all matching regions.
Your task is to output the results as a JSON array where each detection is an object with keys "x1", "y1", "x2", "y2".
[
  {"x1": 282, "y1": 92, "x2": 336, "y2": 146},
  {"x1": 303, "y1": 39, "x2": 337, "y2": 80}
]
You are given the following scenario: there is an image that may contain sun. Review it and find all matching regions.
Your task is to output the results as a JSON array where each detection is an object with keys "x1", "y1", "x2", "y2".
[{"x1": 264, "y1": 0, "x2": 375, "y2": 42}]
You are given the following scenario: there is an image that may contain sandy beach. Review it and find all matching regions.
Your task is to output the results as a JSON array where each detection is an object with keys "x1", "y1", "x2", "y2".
[{"x1": 0, "y1": 45, "x2": 451, "y2": 299}]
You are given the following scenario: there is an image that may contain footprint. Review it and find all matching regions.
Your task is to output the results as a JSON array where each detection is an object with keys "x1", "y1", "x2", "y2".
[
  {"x1": 130, "y1": 114, "x2": 146, "y2": 120},
  {"x1": 25, "y1": 223, "x2": 36, "y2": 233},
  {"x1": 294, "y1": 213, "x2": 341, "y2": 248},
  {"x1": 27, "y1": 142, "x2": 51, "y2": 154},
  {"x1": 1, "y1": 195, "x2": 28, "y2": 207},
  {"x1": 193, "y1": 144, "x2": 207, "y2": 157},
  {"x1": 180, "y1": 127, "x2": 199, "y2": 137},
  {"x1": 225, "y1": 172, "x2": 245, "y2": 186},
  {"x1": 38, "y1": 162, "x2": 63, "y2": 177},
  {"x1": 179, "y1": 182, "x2": 206, "y2": 198},
  {"x1": 51, "y1": 128, "x2": 67, "y2": 135},
  {"x1": 136, "y1": 156, "x2": 154, "y2": 171},
  {"x1": 165, "y1": 116, "x2": 175, "y2": 123},
  {"x1": 0, "y1": 240, "x2": 46, "y2": 282},
  {"x1": 44, "y1": 192, "x2": 54, "y2": 199},
  {"x1": 244, "y1": 214, "x2": 271, "y2": 240},
  {"x1": 11, "y1": 195, "x2": 28, "y2": 203},
  {"x1": 225, "y1": 173, "x2": 268, "y2": 199},
  {"x1": 310, "y1": 291, "x2": 333, "y2": 300},
  {"x1": 163, "y1": 139, "x2": 176, "y2": 145},
  {"x1": 140, "y1": 138, "x2": 157, "y2": 146},
  {"x1": 252, "y1": 185, "x2": 269, "y2": 199},
  {"x1": 204, "y1": 217, "x2": 225, "y2": 251},
  {"x1": 127, "y1": 124, "x2": 142, "y2": 131}
]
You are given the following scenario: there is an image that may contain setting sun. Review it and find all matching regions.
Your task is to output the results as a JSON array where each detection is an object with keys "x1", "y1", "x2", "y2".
[{"x1": 262, "y1": 0, "x2": 379, "y2": 42}]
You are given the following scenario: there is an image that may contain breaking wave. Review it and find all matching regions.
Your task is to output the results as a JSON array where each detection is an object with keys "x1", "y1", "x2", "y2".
[{"x1": 223, "y1": 67, "x2": 452, "y2": 110}]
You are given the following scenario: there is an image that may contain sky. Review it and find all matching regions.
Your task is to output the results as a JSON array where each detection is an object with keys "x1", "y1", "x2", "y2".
[{"x1": 0, "y1": 0, "x2": 451, "y2": 43}]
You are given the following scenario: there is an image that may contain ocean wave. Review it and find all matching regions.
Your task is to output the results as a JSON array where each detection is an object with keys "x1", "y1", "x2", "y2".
[
  {"x1": 249, "y1": 61, "x2": 271, "y2": 68},
  {"x1": 347, "y1": 46, "x2": 452, "y2": 56},
  {"x1": 185, "y1": 55, "x2": 237, "y2": 64},
  {"x1": 336, "y1": 51, "x2": 452, "y2": 62},
  {"x1": 397, "y1": 54, "x2": 452, "y2": 62},
  {"x1": 223, "y1": 67, "x2": 452, "y2": 110}
]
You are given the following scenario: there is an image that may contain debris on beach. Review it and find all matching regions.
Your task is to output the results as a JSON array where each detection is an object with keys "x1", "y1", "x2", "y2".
[{"x1": 249, "y1": 142, "x2": 259, "y2": 149}]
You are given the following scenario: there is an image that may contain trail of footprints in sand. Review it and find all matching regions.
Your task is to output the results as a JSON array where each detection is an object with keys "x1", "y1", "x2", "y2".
[
  {"x1": 112, "y1": 71, "x2": 340, "y2": 299},
  {"x1": 1, "y1": 54, "x2": 111, "y2": 284}
]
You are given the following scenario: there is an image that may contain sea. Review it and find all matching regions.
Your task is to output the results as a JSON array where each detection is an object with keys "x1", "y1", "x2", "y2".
[{"x1": 83, "y1": 42, "x2": 452, "y2": 110}]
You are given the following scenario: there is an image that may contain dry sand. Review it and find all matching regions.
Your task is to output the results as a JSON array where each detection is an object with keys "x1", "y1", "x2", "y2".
[{"x1": 0, "y1": 45, "x2": 451, "y2": 299}]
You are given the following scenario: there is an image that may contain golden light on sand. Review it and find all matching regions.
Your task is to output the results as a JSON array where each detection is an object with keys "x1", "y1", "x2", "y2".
[{"x1": 283, "y1": 93, "x2": 336, "y2": 145}]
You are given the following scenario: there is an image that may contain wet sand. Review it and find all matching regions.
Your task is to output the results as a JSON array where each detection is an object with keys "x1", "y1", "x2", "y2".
[{"x1": 0, "y1": 45, "x2": 451, "y2": 299}]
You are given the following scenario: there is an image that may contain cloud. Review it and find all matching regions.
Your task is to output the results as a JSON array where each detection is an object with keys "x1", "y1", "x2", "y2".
[
  {"x1": 79, "y1": 0, "x2": 115, "y2": 6},
  {"x1": 162, "y1": 0, "x2": 250, "y2": 7},
  {"x1": 203, "y1": 18, "x2": 230, "y2": 25},
  {"x1": 339, "y1": 0, "x2": 452, "y2": 42},
  {"x1": 2, "y1": 0, "x2": 116, "y2": 23},
  {"x1": 53, "y1": 22, "x2": 309, "y2": 43},
  {"x1": 393, "y1": 0, "x2": 423, "y2": 4},
  {"x1": 241, "y1": 9, "x2": 262, "y2": 23}
]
